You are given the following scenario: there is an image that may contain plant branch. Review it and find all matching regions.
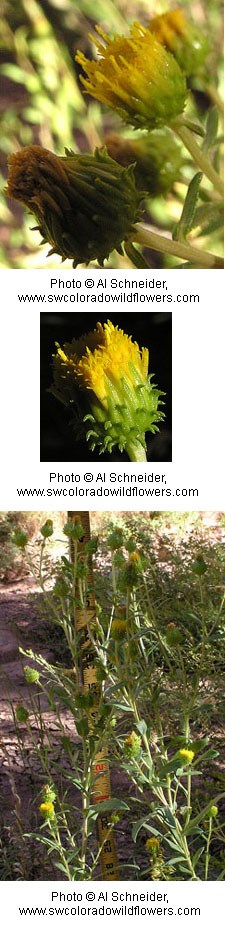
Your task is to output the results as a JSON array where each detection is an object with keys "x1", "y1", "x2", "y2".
[{"x1": 134, "y1": 224, "x2": 223, "y2": 268}]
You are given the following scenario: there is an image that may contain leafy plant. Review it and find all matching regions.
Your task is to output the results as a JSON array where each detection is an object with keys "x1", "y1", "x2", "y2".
[{"x1": 5, "y1": 513, "x2": 225, "y2": 880}]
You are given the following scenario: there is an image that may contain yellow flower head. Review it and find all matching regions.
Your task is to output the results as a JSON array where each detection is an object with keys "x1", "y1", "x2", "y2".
[
  {"x1": 179, "y1": 748, "x2": 195, "y2": 764},
  {"x1": 51, "y1": 320, "x2": 164, "y2": 461},
  {"x1": 76, "y1": 22, "x2": 187, "y2": 130},
  {"x1": 39, "y1": 801, "x2": 55, "y2": 819},
  {"x1": 7, "y1": 145, "x2": 142, "y2": 267},
  {"x1": 150, "y1": 9, "x2": 210, "y2": 76},
  {"x1": 111, "y1": 619, "x2": 127, "y2": 640},
  {"x1": 146, "y1": 837, "x2": 160, "y2": 854}
]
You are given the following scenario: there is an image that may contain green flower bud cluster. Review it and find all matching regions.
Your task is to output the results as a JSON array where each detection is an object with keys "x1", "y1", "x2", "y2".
[
  {"x1": 63, "y1": 519, "x2": 84, "y2": 540},
  {"x1": 124, "y1": 730, "x2": 142, "y2": 758}
]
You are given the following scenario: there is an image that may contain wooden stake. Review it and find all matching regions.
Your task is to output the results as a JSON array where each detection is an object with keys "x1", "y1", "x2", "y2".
[{"x1": 68, "y1": 510, "x2": 119, "y2": 880}]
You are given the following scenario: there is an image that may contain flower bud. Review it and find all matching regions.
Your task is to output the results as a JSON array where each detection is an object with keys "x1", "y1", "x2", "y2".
[
  {"x1": 63, "y1": 519, "x2": 84, "y2": 540},
  {"x1": 42, "y1": 784, "x2": 57, "y2": 804},
  {"x1": 124, "y1": 731, "x2": 142, "y2": 758},
  {"x1": 209, "y1": 805, "x2": 218, "y2": 818},
  {"x1": 111, "y1": 619, "x2": 127, "y2": 640},
  {"x1": 166, "y1": 622, "x2": 182, "y2": 646},
  {"x1": 50, "y1": 320, "x2": 164, "y2": 461},
  {"x1": 192, "y1": 555, "x2": 207, "y2": 575},
  {"x1": 76, "y1": 22, "x2": 186, "y2": 131},
  {"x1": 15, "y1": 704, "x2": 29, "y2": 723},
  {"x1": 146, "y1": 836, "x2": 160, "y2": 856},
  {"x1": 150, "y1": 9, "x2": 210, "y2": 76},
  {"x1": 108, "y1": 528, "x2": 124, "y2": 551},
  {"x1": 7, "y1": 145, "x2": 142, "y2": 267},
  {"x1": 12, "y1": 529, "x2": 29, "y2": 549},
  {"x1": 124, "y1": 553, "x2": 142, "y2": 589},
  {"x1": 40, "y1": 519, "x2": 54, "y2": 538},
  {"x1": 104, "y1": 130, "x2": 183, "y2": 196},
  {"x1": 24, "y1": 666, "x2": 40, "y2": 685}
]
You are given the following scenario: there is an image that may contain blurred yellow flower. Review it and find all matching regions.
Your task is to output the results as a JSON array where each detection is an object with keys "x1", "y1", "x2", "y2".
[
  {"x1": 146, "y1": 836, "x2": 160, "y2": 853},
  {"x1": 150, "y1": 9, "x2": 209, "y2": 76},
  {"x1": 39, "y1": 801, "x2": 55, "y2": 819},
  {"x1": 179, "y1": 748, "x2": 195, "y2": 764}
]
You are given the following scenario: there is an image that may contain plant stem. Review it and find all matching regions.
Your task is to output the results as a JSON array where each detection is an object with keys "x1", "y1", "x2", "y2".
[
  {"x1": 125, "y1": 440, "x2": 147, "y2": 462},
  {"x1": 172, "y1": 116, "x2": 224, "y2": 196},
  {"x1": 135, "y1": 223, "x2": 223, "y2": 268},
  {"x1": 205, "y1": 818, "x2": 212, "y2": 881}
]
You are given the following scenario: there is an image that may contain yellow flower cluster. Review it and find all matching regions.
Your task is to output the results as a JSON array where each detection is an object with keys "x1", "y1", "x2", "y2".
[
  {"x1": 51, "y1": 320, "x2": 164, "y2": 461},
  {"x1": 56, "y1": 320, "x2": 149, "y2": 410},
  {"x1": 76, "y1": 22, "x2": 186, "y2": 130},
  {"x1": 179, "y1": 748, "x2": 195, "y2": 764}
]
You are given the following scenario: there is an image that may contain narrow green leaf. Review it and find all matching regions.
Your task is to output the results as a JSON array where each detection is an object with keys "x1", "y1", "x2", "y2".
[
  {"x1": 192, "y1": 846, "x2": 205, "y2": 867},
  {"x1": 124, "y1": 242, "x2": 150, "y2": 269},
  {"x1": 173, "y1": 172, "x2": 202, "y2": 241},
  {"x1": 90, "y1": 798, "x2": 129, "y2": 814},
  {"x1": 133, "y1": 821, "x2": 163, "y2": 842},
  {"x1": 202, "y1": 107, "x2": 219, "y2": 152}
]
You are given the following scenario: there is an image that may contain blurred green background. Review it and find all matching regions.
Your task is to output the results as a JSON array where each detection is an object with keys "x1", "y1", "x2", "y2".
[{"x1": 0, "y1": 0, "x2": 223, "y2": 269}]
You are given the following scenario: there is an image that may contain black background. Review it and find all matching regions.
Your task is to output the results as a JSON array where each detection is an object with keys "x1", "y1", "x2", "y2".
[{"x1": 40, "y1": 312, "x2": 172, "y2": 462}]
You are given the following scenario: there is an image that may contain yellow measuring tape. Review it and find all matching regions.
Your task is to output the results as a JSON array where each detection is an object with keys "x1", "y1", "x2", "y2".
[{"x1": 68, "y1": 511, "x2": 119, "y2": 880}]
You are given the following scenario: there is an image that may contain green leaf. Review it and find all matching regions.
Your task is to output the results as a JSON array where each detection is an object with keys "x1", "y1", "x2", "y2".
[
  {"x1": 124, "y1": 242, "x2": 150, "y2": 269},
  {"x1": 90, "y1": 798, "x2": 129, "y2": 815},
  {"x1": 157, "y1": 757, "x2": 182, "y2": 776},
  {"x1": 192, "y1": 846, "x2": 205, "y2": 867},
  {"x1": 0, "y1": 64, "x2": 26, "y2": 83},
  {"x1": 173, "y1": 173, "x2": 202, "y2": 241},
  {"x1": 167, "y1": 855, "x2": 186, "y2": 865},
  {"x1": 135, "y1": 720, "x2": 147, "y2": 736},
  {"x1": 202, "y1": 107, "x2": 219, "y2": 152},
  {"x1": 159, "y1": 806, "x2": 178, "y2": 829},
  {"x1": 132, "y1": 819, "x2": 162, "y2": 843},
  {"x1": 54, "y1": 861, "x2": 71, "y2": 875}
]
